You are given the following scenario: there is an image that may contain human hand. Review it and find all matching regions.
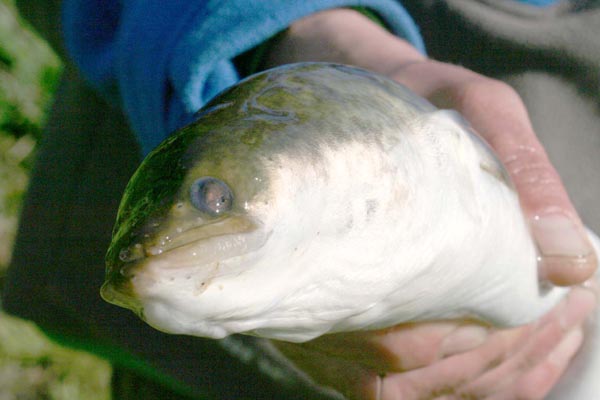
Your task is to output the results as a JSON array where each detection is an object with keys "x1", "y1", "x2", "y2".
[
  {"x1": 273, "y1": 285, "x2": 596, "y2": 399},
  {"x1": 386, "y1": 60, "x2": 598, "y2": 286},
  {"x1": 262, "y1": 8, "x2": 599, "y2": 398}
]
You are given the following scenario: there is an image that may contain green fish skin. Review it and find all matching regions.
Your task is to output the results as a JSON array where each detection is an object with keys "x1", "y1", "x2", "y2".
[{"x1": 101, "y1": 63, "x2": 566, "y2": 343}]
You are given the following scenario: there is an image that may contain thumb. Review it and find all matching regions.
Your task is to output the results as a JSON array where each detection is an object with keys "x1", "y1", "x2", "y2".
[{"x1": 453, "y1": 79, "x2": 597, "y2": 286}]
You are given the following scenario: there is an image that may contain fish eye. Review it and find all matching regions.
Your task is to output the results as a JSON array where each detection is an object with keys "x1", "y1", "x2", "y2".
[{"x1": 189, "y1": 177, "x2": 233, "y2": 217}]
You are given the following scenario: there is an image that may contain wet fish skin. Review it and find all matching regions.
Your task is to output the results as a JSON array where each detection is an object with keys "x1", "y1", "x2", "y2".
[{"x1": 101, "y1": 63, "x2": 566, "y2": 343}]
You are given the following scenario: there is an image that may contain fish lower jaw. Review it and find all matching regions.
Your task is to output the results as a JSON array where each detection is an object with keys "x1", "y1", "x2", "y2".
[
  {"x1": 103, "y1": 228, "x2": 270, "y2": 316},
  {"x1": 122, "y1": 219, "x2": 577, "y2": 342},
  {"x1": 141, "y1": 226, "x2": 270, "y2": 270},
  {"x1": 100, "y1": 280, "x2": 144, "y2": 316}
]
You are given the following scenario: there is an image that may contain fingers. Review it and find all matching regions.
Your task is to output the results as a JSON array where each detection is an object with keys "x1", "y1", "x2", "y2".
[
  {"x1": 274, "y1": 284, "x2": 595, "y2": 400},
  {"x1": 377, "y1": 326, "x2": 529, "y2": 399},
  {"x1": 280, "y1": 320, "x2": 525, "y2": 399},
  {"x1": 463, "y1": 286, "x2": 595, "y2": 398},
  {"x1": 376, "y1": 287, "x2": 593, "y2": 399},
  {"x1": 514, "y1": 327, "x2": 584, "y2": 400},
  {"x1": 299, "y1": 321, "x2": 489, "y2": 373}
]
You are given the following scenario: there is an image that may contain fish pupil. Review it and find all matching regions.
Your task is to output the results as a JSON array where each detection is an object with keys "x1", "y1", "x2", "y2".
[{"x1": 190, "y1": 177, "x2": 233, "y2": 216}]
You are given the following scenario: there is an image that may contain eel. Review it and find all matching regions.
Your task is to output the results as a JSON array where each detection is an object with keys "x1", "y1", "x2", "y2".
[{"x1": 100, "y1": 62, "x2": 598, "y2": 396}]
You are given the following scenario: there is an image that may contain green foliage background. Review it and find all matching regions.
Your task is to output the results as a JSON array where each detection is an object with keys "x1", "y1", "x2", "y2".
[{"x1": 0, "y1": 1, "x2": 112, "y2": 399}]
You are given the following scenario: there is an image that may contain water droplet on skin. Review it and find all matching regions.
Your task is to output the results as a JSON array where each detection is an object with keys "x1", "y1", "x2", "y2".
[{"x1": 147, "y1": 246, "x2": 163, "y2": 256}]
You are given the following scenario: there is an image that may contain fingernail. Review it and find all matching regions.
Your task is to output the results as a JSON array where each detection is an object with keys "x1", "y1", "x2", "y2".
[
  {"x1": 531, "y1": 214, "x2": 597, "y2": 285},
  {"x1": 547, "y1": 328, "x2": 583, "y2": 367},
  {"x1": 531, "y1": 214, "x2": 593, "y2": 258},
  {"x1": 440, "y1": 325, "x2": 488, "y2": 357}
]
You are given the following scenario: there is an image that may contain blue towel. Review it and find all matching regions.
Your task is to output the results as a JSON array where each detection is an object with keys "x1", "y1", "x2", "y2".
[
  {"x1": 520, "y1": 0, "x2": 560, "y2": 5},
  {"x1": 62, "y1": 0, "x2": 425, "y2": 155}
]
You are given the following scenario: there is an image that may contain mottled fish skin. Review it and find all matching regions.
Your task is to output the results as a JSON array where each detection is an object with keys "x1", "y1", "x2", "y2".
[
  {"x1": 102, "y1": 63, "x2": 566, "y2": 342},
  {"x1": 103, "y1": 63, "x2": 435, "y2": 310}
]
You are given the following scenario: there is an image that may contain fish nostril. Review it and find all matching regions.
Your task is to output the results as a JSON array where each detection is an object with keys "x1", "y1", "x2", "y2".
[
  {"x1": 118, "y1": 243, "x2": 145, "y2": 262},
  {"x1": 120, "y1": 265, "x2": 135, "y2": 278},
  {"x1": 119, "y1": 248, "x2": 131, "y2": 261}
]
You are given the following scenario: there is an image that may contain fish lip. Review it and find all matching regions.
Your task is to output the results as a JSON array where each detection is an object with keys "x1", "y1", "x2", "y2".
[
  {"x1": 114, "y1": 214, "x2": 258, "y2": 263},
  {"x1": 100, "y1": 278, "x2": 144, "y2": 316},
  {"x1": 145, "y1": 215, "x2": 259, "y2": 257},
  {"x1": 102, "y1": 215, "x2": 267, "y2": 310},
  {"x1": 130, "y1": 215, "x2": 267, "y2": 271}
]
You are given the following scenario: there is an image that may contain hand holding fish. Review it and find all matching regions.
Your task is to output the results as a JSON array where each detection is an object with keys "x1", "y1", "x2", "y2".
[
  {"x1": 100, "y1": 61, "x2": 599, "y2": 398},
  {"x1": 100, "y1": 8, "x2": 599, "y2": 400},
  {"x1": 274, "y1": 285, "x2": 595, "y2": 399},
  {"x1": 261, "y1": 8, "x2": 599, "y2": 399},
  {"x1": 266, "y1": 8, "x2": 597, "y2": 285}
]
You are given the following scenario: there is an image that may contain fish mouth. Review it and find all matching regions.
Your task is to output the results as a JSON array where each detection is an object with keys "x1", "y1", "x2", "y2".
[
  {"x1": 101, "y1": 215, "x2": 267, "y2": 312},
  {"x1": 100, "y1": 278, "x2": 143, "y2": 316}
]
